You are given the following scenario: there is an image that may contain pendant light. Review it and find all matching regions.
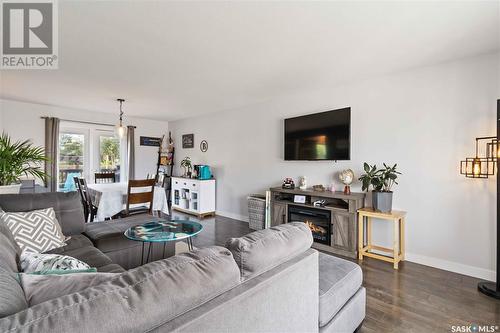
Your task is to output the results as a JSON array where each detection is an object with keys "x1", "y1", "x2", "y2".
[{"x1": 116, "y1": 98, "x2": 126, "y2": 138}]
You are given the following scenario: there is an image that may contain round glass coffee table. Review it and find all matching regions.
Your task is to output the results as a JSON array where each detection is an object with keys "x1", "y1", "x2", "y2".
[{"x1": 124, "y1": 219, "x2": 203, "y2": 264}]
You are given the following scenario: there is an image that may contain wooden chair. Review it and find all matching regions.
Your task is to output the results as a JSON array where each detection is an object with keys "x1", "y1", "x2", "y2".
[
  {"x1": 74, "y1": 177, "x2": 98, "y2": 222},
  {"x1": 95, "y1": 172, "x2": 116, "y2": 184},
  {"x1": 120, "y1": 179, "x2": 156, "y2": 217},
  {"x1": 74, "y1": 177, "x2": 88, "y2": 220}
]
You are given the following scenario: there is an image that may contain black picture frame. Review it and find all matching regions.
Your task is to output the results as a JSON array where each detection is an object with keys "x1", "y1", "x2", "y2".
[
  {"x1": 182, "y1": 134, "x2": 194, "y2": 148},
  {"x1": 140, "y1": 136, "x2": 161, "y2": 147}
]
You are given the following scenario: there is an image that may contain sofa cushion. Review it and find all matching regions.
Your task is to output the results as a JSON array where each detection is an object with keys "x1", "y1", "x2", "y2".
[
  {"x1": 0, "y1": 246, "x2": 241, "y2": 332},
  {"x1": 0, "y1": 192, "x2": 85, "y2": 236},
  {"x1": 45, "y1": 245, "x2": 113, "y2": 270},
  {"x1": 225, "y1": 222, "x2": 313, "y2": 280},
  {"x1": 84, "y1": 214, "x2": 160, "y2": 252},
  {"x1": 0, "y1": 268, "x2": 28, "y2": 318},
  {"x1": 1, "y1": 208, "x2": 67, "y2": 253},
  {"x1": 55, "y1": 234, "x2": 93, "y2": 251},
  {"x1": 0, "y1": 223, "x2": 21, "y2": 272},
  {"x1": 318, "y1": 252, "x2": 363, "y2": 327},
  {"x1": 19, "y1": 272, "x2": 118, "y2": 306}
]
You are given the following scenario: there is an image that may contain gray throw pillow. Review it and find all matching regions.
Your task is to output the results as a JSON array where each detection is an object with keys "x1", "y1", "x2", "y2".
[
  {"x1": 0, "y1": 268, "x2": 28, "y2": 318},
  {"x1": 225, "y1": 222, "x2": 313, "y2": 280},
  {"x1": 0, "y1": 223, "x2": 21, "y2": 272},
  {"x1": 0, "y1": 208, "x2": 66, "y2": 253},
  {"x1": 20, "y1": 252, "x2": 92, "y2": 274},
  {"x1": 19, "y1": 272, "x2": 117, "y2": 306}
]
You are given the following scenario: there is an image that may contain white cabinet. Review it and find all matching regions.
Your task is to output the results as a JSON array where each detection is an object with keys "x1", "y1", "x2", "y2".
[{"x1": 171, "y1": 177, "x2": 215, "y2": 218}]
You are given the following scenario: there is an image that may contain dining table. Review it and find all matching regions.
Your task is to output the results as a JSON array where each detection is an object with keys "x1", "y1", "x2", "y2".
[{"x1": 86, "y1": 182, "x2": 170, "y2": 221}]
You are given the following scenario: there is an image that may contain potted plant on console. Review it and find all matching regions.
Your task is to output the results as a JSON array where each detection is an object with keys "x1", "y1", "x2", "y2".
[
  {"x1": 359, "y1": 163, "x2": 401, "y2": 213},
  {"x1": 180, "y1": 156, "x2": 192, "y2": 178},
  {"x1": 0, "y1": 133, "x2": 47, "y2": 194}
]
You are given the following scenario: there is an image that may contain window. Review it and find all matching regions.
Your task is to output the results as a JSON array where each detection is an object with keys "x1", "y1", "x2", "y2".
[
  {"x1": 58, "y1": 132, "x2": 85, "y2": 192},
  {"x1": 99, "y1": 134, "x2": 121, "y2": 180},
  {"x1": 57, "y1": 122, "x2": 124, "y2": 191}
]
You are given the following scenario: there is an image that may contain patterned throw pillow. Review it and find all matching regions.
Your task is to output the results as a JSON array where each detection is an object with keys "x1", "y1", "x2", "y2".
[
  {"x1": 0, "y1": 208, "x2": 66, "y2": 253},
  {"x1": 20, "y1": 252, "x2": 94, "y2": 274}
]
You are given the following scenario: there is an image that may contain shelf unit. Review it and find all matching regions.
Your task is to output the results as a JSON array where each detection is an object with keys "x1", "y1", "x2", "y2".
[{"x1": 171, "y1": 177, "x2": 216, "y2": 218}]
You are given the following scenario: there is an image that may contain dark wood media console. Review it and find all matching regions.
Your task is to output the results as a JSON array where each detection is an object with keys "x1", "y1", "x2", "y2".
[{"x1": 270, "y1": 187, "x2": 365, "y2": 258}]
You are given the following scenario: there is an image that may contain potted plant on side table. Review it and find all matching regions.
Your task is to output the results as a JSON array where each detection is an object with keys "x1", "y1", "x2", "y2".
[
  {"x1": 0, "y1": 133, "x2": 48, "y2": 194},
  {"x1": 359, "y1": 163, "x2": 401, "y2": 213}
]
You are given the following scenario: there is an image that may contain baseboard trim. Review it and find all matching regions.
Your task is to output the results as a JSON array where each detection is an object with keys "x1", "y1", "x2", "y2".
[
  {"x1": 406, "y1": 252, "x2": 495, "y2": 282},
  {"x1": 216, "y1": 210, "x2": 249, "y2": 223}
]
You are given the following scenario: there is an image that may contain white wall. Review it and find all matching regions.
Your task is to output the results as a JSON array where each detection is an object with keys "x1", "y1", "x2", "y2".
[
  {"x1": 0, "y1": 99, "x2": 168, "y2": 180},
  {"x1": 170, "y1": 52, "x2": 499, "y2": 280}
]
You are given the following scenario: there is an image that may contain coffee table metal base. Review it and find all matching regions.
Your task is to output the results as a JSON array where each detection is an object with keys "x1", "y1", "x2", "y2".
[{"x1": 140, "y1": 237, "x2": 194, "y2": 265}]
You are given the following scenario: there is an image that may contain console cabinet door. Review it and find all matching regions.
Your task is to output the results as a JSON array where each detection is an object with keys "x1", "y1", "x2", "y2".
[
  {"x1": 331, "y1": 212, "x2": 355, "y2": 253},
  {"x1": 271, "y1": 202, "x2": 287, "y2": 227}
]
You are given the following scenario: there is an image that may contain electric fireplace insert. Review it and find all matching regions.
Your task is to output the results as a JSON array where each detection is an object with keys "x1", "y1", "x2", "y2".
[{"x1": 288, "y1": 205, "x2": 331, "y2": 245}]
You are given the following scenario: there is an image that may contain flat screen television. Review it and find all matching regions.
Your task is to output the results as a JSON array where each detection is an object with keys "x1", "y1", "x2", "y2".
[{"x1": 284, "y1": 107, "x2": 351, "y2": 161}]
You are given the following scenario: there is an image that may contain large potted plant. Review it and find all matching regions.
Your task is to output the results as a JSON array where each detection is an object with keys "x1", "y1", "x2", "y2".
[
  {"x1": 359, "y1": 163, "x2": 401, "y2": 213},
  {"x1": 0, "y1": 133, "x2": 48, "y2": 194}
]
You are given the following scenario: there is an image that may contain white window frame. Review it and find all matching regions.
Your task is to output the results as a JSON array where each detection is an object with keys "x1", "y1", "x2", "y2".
[{"x1": 59, "y1": 121, "x2": 126, "y2": 185}]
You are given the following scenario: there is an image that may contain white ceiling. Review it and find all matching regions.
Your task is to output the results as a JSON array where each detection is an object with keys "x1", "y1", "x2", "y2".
[{"x1": 1, "y1": 1, "x2": 498, "y2": 121}]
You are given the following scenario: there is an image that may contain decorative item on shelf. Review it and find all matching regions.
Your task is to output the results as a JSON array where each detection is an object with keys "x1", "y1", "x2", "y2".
[
  {"x1": 115, "y1": 98, "x2": 127, "y2": 139},
  {"x1": 312, "y1": 184, "x2": 325, "y2": 192},
  {"x1": 460, "y1": 136, "x2": 497, "y2": 178},
  {"x1": 200, "y1": 140, "x2": 208, "y2": 152},
  {"x1": 328, "y1": 182, "x2": 336, "y2": 192},
  {"x1": 0, "y1": 133, "x2": 47, "y2": 194},
  {"x1": 180, "y1": 157, "x2": 192, "y2": 178},
  {"x1": 299, "y1": 176, "x2": 307, "y2": 190},
  {"x1": 282, "y1": 178, "x2": 295, "y2": 189},
  {"x1": 313, "y1": 199, "x2": 326, "y2": 207},
  {"x1": 140, "y1": 136, "x2": 161, "y2": 147},
  {"x1": 182, "y1": 134, "x2": 194, "y2": 149},
  {"x1": 293, "y1": 195, "x2": 306, "y2": 204},
  {"x1": 339, "y1": 169, "x2": 354, "y2": 195},
  {"x1": 194, "y1": 165, "x2": 212, "y2": 180},
  {"x1": 359, "y1": 163, "x2": 401, "y2": 213}
]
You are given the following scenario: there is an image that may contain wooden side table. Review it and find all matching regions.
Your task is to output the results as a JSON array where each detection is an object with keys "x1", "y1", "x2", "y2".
[{"x1": 357, "y1": 208, "x2": 407, "y2": 269}]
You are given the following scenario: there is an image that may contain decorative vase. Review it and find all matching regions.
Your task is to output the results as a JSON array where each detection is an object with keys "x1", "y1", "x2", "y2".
[
  {"x1": 0, "y1": 184, "x2": 22, "y2": 194},
  {"x1": 372, "y1": 191, "x2": 393, "y2": 213}
]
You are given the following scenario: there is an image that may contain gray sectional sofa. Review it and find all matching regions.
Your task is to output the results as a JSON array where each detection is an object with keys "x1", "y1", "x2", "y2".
[{"x1": 0, "y1": 192, "x2": 365, "y2": 332}]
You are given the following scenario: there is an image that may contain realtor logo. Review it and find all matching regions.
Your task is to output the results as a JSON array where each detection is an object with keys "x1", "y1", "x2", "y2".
[{"x1": 1, "y1": 0, "x2": 58, "y2": 69}]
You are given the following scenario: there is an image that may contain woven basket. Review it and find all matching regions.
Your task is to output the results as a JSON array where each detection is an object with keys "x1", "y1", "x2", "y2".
[{"x1": 248, "y1": 194, "x2": 266, "y2": 230}]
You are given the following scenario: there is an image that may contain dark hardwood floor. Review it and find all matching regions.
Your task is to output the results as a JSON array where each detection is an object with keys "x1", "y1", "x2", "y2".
[{"x1": 169, "y1": 211, "x2": 500, "y2": 332}]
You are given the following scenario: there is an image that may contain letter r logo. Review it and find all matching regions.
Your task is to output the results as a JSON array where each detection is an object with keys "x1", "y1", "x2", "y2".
[{"x1": 2, "y1": 2, "x2": 53, "y2": 54}]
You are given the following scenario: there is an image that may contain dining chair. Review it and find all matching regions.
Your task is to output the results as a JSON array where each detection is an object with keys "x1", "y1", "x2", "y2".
[
  {"x1": 75, "y1": 177, "x2": 98, "y2": 222},
  {"x1": 95, "y1": 172, "x2": 116, "y2": 184},
  {"x1": 120, "y1": 179, "x2": 156, "y2": 217},
  {"x1": 74, "y1": 177, "x2": 88, "y2": 220}
]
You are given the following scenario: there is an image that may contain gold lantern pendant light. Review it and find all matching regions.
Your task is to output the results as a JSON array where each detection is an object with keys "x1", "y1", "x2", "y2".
[{"x1": 115, "y1": 98, "x2": 127, "y2": 139}]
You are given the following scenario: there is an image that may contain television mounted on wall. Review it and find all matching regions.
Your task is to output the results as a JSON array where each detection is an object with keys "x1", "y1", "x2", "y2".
[{"x1": 284, "y1": 107, "x2": 351, "y2": 161}]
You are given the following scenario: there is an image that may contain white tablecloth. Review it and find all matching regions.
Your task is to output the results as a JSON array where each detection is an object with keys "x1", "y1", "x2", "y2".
[{"x1": 87, "y1": 182, "x2": 169, "y2": 221}]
